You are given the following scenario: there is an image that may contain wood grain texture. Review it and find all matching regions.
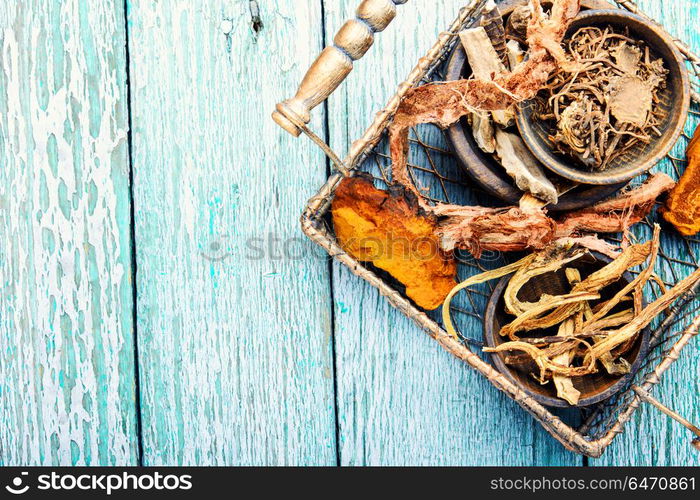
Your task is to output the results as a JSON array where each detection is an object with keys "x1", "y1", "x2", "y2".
[
  {"x1": 592, "y1": 0, "x2": 700, "y2": 466},
  {"x1": 324, "y1": 0, "x2": 581, "y2": 465},
  {"x1": 126, "y1": 0, "x2": 337, "y2": 465},
  {"x1": 2, "y1": 0, "x2": 699, "y2": 466},
  {"x1": 0, "y1": 1, "x2": 137, "y2": 465}
]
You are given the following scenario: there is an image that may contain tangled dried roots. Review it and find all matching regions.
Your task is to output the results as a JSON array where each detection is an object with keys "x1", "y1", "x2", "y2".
[{"x1": 536, "y1": 25, "x2": 668, "y2": 170}]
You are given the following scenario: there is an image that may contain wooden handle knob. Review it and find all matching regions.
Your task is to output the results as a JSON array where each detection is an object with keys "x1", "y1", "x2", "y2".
[{"x1": 272, "y1": 0, "x2": 408, "y2": 137}]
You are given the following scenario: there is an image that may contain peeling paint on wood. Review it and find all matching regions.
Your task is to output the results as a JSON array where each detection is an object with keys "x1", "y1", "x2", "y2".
[
  {"x1": 1, "y1": 0, "x2": 698, "y2": 466},
  {"x1": 0, "y1": 0, "x2": 137, "y2": 465},
  {"x1": 125, "y1": 0, "x2": 337, "y2": 465}
]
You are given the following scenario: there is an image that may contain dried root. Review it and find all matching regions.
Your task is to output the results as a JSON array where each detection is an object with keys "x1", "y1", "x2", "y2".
[
  {"x1": 435, "y1": 173, "x2": 674, "y2": 257},
  {"x1": 382, "y1": 0, "x2": 674, "y2": 258},
  {"x1": 536, "y1": 25, "x2": 669, "y2": 170}
]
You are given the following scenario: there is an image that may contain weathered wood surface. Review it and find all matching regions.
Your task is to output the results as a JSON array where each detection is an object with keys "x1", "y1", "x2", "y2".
[
  {"x1": 325, "y1": 0, "x2": 581, "y2": 466},
  {"x1": 1, "y1": 0, "x2": 699, "y2": 466},
  {"x1": 0, "y1": 1, "x2": 137, "y2": 465},
  {"x1": 125, "y1": 0, "x2": 337, "y2": 465}
]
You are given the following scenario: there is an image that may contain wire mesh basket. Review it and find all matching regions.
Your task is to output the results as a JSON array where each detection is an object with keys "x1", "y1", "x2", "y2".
[{"x1": 274, "y1": 0, "x2": 700, "y2": 456}]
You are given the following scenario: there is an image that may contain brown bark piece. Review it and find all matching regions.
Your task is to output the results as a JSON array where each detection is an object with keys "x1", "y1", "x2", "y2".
[
  {"x1": 436, "y1": 173, "x2": 674, "y2": 256},
  {"x1": 607, "y1": 75, "x2": 653, "y2": 127}
]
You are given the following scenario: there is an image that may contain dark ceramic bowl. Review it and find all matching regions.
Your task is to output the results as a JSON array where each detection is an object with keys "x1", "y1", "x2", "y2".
[
  {"x1": 517, "y1": 10, "x2": 691, "y2": 185},
  {"x1": 483, "y1": 252, "x2": 650, "y2": 408},
  {"x1": 445, "y1": 0, "x2": 625, "y2": 210}
]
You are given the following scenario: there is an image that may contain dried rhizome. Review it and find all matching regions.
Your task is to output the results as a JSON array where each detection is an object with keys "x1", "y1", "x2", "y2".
[{"x1": 442, "y1": 227, "x2": 700, "y2": 405}]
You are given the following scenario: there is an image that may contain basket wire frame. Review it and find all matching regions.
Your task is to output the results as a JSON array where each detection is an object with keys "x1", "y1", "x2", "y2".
[{"x1": 300, "y1": 0, "x2": 700, "y2": 456}]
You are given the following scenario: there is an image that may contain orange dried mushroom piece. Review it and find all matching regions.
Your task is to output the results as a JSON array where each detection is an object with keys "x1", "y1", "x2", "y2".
[
  {"x1": 664, "y1": 126, "x2": 700, "y2": 236},
  {"x1": 332, "y1": 175, "x2": 457, "y2": 310}
]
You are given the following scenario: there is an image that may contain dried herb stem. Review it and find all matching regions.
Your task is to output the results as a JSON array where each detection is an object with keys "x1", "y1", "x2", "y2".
[
  {"x1": 442, "y1": 256, "x2": 534, "y2": 341},
  {"x1": 585, "y1": 266, "x2": 700, "y2": 362},
  {"x1": 581, "y1": 224, "x2": 661, "y2": 330}
]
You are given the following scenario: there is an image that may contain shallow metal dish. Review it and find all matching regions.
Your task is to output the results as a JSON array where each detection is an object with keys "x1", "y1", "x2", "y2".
[
  {"x1": 483, "y1": 252, "x2": 651, "y2": 408},
  {"x1": 445, "y1": 0, "x2": 626, "y2": 210},
  {"x1": 517, "y1": 9, "x2": 691, "y2": 185}
]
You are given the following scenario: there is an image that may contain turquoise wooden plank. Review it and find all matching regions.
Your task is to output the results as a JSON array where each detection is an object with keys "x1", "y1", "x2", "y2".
[
  {"x1": 0, "y1": 1, "x2": 137, "y2": 465},
  {"x1": 593, "y1": 0, "x2": 700, "y2": 466},
  {"x1": 126, "y1": 0, "x2": 337, "y2": 465},
  {"x1": 324, "y1": 0, "x2": 581, "y2": 465}
]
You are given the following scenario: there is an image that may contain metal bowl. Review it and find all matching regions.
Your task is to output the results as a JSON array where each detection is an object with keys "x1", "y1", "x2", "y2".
[
  {"x1": 483, "y1": 252, "x2": 650, "y2": 408},
  {"x1": 445, "y1": 0, "x2": 626, "y2": 210},
  {"x1": 516, "y1": 9, "x2": 691, "y2": 185}
]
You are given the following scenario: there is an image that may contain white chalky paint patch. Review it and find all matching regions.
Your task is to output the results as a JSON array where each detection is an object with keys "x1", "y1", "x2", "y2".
[
  {"x1": 220, "y1": 19, "x2": 233, "y2": 35},
  {"x1": 0, "y1": 1, "x2": 134, "y2": 465}
]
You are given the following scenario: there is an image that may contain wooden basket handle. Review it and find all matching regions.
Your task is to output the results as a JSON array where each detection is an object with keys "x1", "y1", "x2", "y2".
[{"x1": 272, "y1": 0, "x2": 408, "y2": 137}]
